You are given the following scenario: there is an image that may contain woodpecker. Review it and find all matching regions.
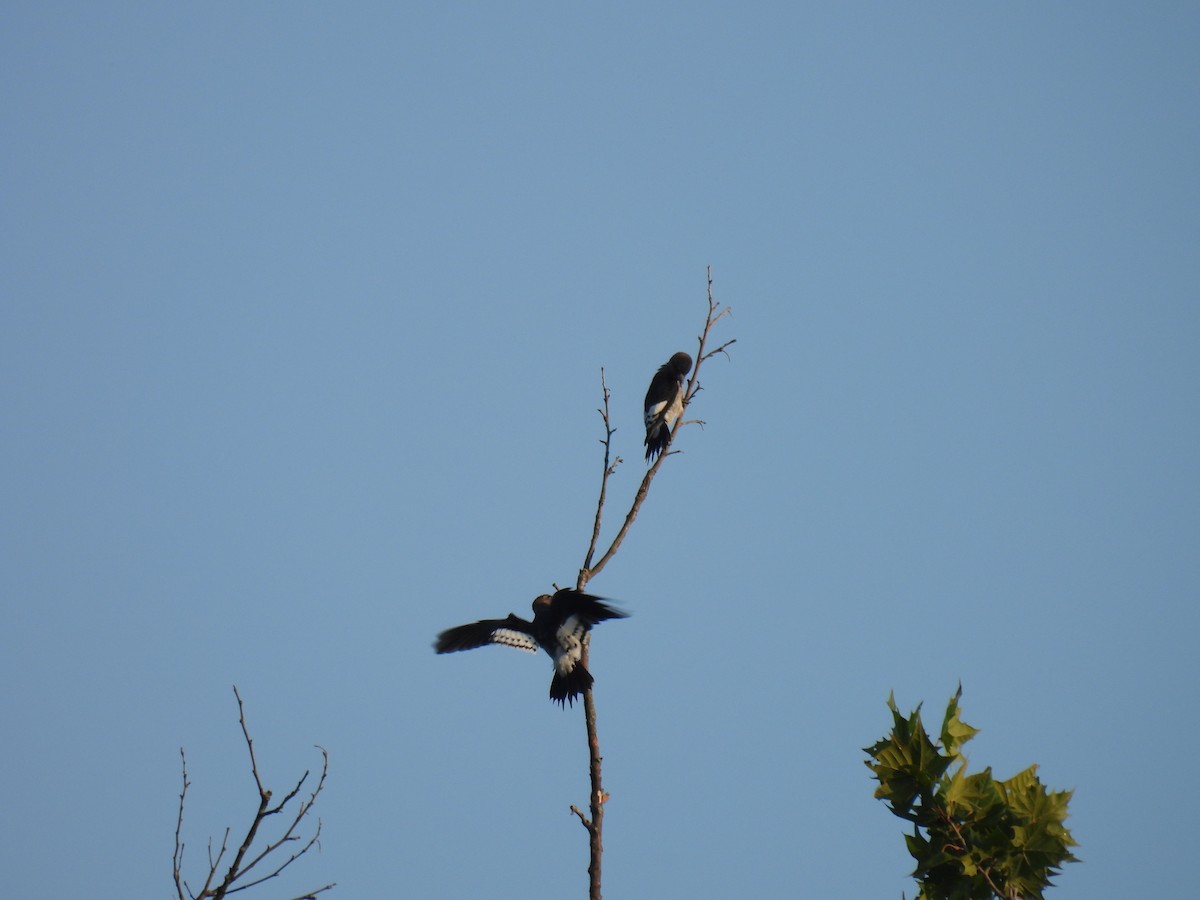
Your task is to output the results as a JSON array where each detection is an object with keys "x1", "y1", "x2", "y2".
[
  {"x1": 644, "y1": 351, "x2": 693, "y2": 463},
  {"x1": 434, "y1": 589, "x2": 627, "y2": 706}
]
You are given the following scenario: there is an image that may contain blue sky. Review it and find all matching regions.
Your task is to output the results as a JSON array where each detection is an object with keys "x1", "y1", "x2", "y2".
[{"x1": 3, "y1": 3, "x2": 1197, "y2": 897}]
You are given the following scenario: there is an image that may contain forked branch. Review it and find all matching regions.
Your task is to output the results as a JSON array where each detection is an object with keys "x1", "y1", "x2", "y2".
[
  {"x1": 582, "y1": 368, "x2": 621, "y2": 574},
  {"x1": 174, "y1": 687, "x2": 334, "y2": 900},
  {"x1": 578, "y1": 265, "x2": 734, "y2": 587},
  {"x1": 570, "y1": 267, "x2": 733, "y2": 900}
]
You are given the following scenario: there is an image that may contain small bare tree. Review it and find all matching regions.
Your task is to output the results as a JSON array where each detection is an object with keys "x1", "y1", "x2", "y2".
[
  {"x1": 174, "y1": 686, "x2": 333, "y2": 900},
  {"x1": 569, "y1": 267, "x2": 734, "y2": 898}
]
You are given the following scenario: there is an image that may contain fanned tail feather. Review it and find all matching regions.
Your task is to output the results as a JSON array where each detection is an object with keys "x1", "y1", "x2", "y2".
[{"x1": 549, "y1": 664, "x2": 594, "y2": 707}]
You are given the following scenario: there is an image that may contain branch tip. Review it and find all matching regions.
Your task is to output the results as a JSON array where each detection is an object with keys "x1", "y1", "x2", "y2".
[{"x1": 175, "y1": 690, "x2": 331, "y2": 900}]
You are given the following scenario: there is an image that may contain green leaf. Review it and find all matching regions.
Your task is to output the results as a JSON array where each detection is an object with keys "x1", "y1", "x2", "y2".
[{"x1": 939, "y1": 683, "x2": 979, "y2": 761}]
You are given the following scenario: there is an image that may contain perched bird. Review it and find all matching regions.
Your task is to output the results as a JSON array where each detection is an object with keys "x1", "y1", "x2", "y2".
[
  {"x1": 644, "y1": 351, "x2": 693, "y2": 463},
  {"x1": 434, "y1": 589, "x2": 628, "y2": 706}
]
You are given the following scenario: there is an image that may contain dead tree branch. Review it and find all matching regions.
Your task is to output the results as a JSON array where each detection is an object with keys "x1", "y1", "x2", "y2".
[
  {"x1": 174, "y1": 687, "x2": 334, "y2": 900},
  {"x1": 578, "y1": 265, "x2": 734, "y2": 587},
  {"x1": 570, "y1": 266, "x2": 733, "y2": 900},
  {"x1": 582, "y1": 367, "x2": 620, "y2": 574}
]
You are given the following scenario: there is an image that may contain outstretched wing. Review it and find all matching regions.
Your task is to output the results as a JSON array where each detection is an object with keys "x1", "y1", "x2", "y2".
[
  {"x1": 551, "y1": 589, "x2": 629, "y2": 627},
  {"x1": 434, "y1": 614, "x2": 539, "y2": 654},
  {"x1": 536, "y1": 591, "x2": 628, "y2": 682},
  {"x1": 541, "y1": 590, "x2": 628, "y2": 662}
]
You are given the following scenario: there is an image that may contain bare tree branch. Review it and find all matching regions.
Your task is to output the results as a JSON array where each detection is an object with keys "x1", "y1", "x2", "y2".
[
  {"x1": 582, "y1": 367, "x2": 620, "y2": 574},
  {"x1": 174, "y1": 687, "x2": 334, "y2": 900},
  {"x1": 175, "y1": 748, "x2": 191, "y2": 900},
  {"x1": 578, "y1": 655, "x2": 606, "y2": 899},
  {"x1": 229, "y1": 749, "x2": 329, "y2": 894},
  {"x1": 579, "y1": 265, "x2": 733, "y2": 587},
  {"x1": 569, "y1": 804, "x2": 592, "y2": 830},
  {"x1": 570, "y1": 267, "x2": 733, "y2": 900}
]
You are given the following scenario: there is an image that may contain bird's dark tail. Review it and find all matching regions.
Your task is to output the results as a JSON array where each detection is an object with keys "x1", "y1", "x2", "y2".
[
  {"x1": 644, "y1": 427, "x2": 670, "y2": 463},
  {"x1": 549, "y1": 663, "x2": 594, "y2": 707}
]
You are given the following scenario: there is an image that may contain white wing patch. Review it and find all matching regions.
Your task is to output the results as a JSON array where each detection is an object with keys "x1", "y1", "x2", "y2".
[
  {"x1": 553, "y1": 614, "x2": 587, "y2": 673},
  {"x1": 664, "y1": 393, "x2": 683, "y2": 425},
  {"x1": 491, "y1": 628, "x2": 539, "y2": 653},
  {"x1": 645, "y1": 399, "x2": 668, "y2": 429},
  {"x1": 645, "y1": 393, "x2": 683, "y2": 432}
]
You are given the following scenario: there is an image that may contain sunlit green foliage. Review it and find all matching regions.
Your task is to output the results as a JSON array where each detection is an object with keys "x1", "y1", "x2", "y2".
[{"x1": 865, "y1": 687, "x2": 1078, "y2": 900}]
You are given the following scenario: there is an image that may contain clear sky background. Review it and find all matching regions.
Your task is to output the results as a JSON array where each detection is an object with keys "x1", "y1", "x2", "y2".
[{"x1": 2, "y1": 3, "x2": 1197, "y2": 898}]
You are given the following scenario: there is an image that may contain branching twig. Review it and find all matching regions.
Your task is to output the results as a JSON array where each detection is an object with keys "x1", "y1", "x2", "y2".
[
  {"x1": 570, "y1": 267, "x2": 733, "y2": 900},
  {"x1": 174, "y1": 687, "x2": 335, "y2": 900},
  {"x1": 175, "y1": 749, "x2": 191, "y2": 900},
  {"x1": 582, "y1": 368, "x2": 620, "y2": 574},
  {"x1": 569, "y1": 804, "x2": 592, "y2": 830},
  {"x1": 578, "y1": 265, "x2": 733, "y2": 587}
]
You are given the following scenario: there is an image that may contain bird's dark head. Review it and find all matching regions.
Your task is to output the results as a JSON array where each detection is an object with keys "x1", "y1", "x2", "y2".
[
  {"x1": 669, "y1": 351, "x2": 693, "y2": 375},
  {"x1": 532, "y1": 594, "x2": 555, "y2": 614}
]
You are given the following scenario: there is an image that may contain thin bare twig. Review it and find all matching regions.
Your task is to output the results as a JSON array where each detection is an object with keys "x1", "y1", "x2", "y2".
[
  {"x1": 175, "y1": 749, "x2": 191, "y2": 900},
  {"x1": 582, "y1": 368, "x2": 620, "y2": 575},
  {"x1": 569, "y1": 804, "x2": 592, "y2": 830},
  {"x1": 229, "y1": 749, "x2": 329, "y2": 893},
  {"x1": 174, "y1": 687, "x2": 334, "y2": 900},
  {"x1": 197, "y1": 829, "x2": 230, "y2": 899}
]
